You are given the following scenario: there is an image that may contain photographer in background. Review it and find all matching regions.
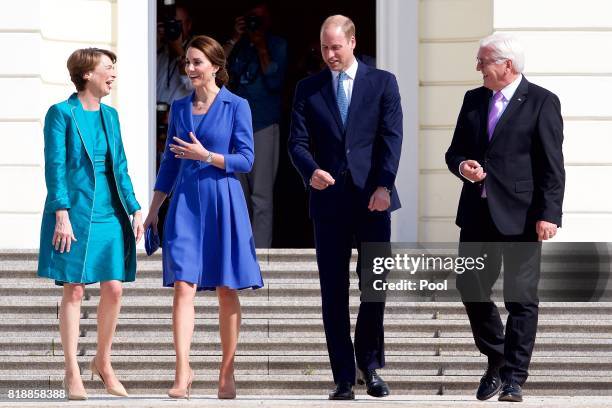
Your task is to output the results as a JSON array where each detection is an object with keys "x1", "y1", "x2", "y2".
[
  {"x1": 157, "y1": 1, "x2": 194, "y2": 105},
  {"x1": 225, "y1": 2, "x2": 287, "y2": 248}
]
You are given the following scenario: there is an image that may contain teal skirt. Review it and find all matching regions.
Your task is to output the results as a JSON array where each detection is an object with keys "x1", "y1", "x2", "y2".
[{"x1": 55, "y1": 158, "x2": 128, "y2": 285}]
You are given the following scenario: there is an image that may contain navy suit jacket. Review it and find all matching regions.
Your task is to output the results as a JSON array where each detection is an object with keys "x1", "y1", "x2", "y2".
[
  {"x1": 445, "y1": 76, "x2": 565, "y2": 235},
  {"x1": 288, "y1": 61, "x2": 403, "y2": 219}
]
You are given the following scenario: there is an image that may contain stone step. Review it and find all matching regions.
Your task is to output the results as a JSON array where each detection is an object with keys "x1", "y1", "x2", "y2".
[
  {"x1": 1, "y1": 298, "x2": 611, "y2": 319},
  {"x1": 0, "y1": 260, "x2": 348, "y2": 277},
  {"x1": 2, "y1": 337, "x2": 612, "y2": 356},
  {"x1": 4, "y1": 258, "x2": 603, "y2": 272},
  {"x1": 2, "y1": 248, "x2": 612, "y2": 397},
  {"x1": 2, "y1": 355, "x2": 612, "y2": 376},
  {"x1": 3, "y1": 245, "x2": 609, "y2": 261},
  {"x1": 0, "y1": 249, "x2": 337, "y2": 264},
  {"x1": 2, "y1": 318, "x2": 612, "y2": 339},
  {"x1": 1, "y1": 374, "x2": 612, "y2": 396},
  {"x1": 2, "y1": 280, "x2": 609, "y2": 301}
]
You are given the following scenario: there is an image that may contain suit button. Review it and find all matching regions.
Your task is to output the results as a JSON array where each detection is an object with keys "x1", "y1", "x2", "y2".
[{"x1": 346, "y1": 149, "x2": 350, "y2": 155}]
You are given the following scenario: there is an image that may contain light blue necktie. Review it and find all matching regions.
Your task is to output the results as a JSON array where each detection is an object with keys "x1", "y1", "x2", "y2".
[{"x1": 336, "y1": 71, "x2": 349, "y2": 126}]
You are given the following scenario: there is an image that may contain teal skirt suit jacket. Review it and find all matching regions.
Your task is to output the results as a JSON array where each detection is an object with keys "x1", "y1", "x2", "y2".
[{"x1": 37, "y1": 93, "x2": 141, "y2": 284}]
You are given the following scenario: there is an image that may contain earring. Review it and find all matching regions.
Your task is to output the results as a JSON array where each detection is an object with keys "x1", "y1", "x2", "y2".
[{"x1": 212, "y1": 72, "x2": 217, "y2": 78}]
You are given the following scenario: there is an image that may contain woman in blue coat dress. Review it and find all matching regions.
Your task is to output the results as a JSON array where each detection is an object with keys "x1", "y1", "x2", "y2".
[
  {"x1": 37, "y1": 48, "x2": 144, "y2": 399},
  {"x1": 144, "y1": 35, "x2": 263, "y2": 399}
]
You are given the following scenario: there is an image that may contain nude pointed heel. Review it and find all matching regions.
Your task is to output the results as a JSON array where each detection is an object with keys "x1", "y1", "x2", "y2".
[
  {"x1": 168, "y1": 369, "x2": 194, "y2": 400},
  {"x1": 62, "y1": 378, "x2": 88, "y2": 400},
  {"x1": 89, "y1": 357, "x2": 128, "y2": 397}
]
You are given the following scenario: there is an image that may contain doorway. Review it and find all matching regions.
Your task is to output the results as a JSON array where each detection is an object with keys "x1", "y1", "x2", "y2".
[{"x1": 155, "y1": 0, "x2": 376, "y2": 247}]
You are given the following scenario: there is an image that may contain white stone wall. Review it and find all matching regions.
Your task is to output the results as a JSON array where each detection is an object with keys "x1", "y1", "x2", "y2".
[
  {"x1": 418, "y1": 0, "x2": 493, "y2": 241},
  {"x1": 418, "y1": 0, "x2": 612, "y2": 242},
  {"x1": 378, "y1": 0, "x2": 419, "y2": 242},
  {"x1": 494, "y1": 0, "x2": 612, "y2": 241},
  {"x1": 0, "y1": 0, "x2": 152, "y2": 249}
]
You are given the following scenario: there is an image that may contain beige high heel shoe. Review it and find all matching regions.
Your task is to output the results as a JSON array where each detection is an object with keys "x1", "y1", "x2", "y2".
[
  {"x1": 62, "y1": 377, "x2": 88, "y2": 400},
  {"x1": 217, "y1": 373, "x2": 236, "y2": 399},
  {"x1": 168, "y1": 369, "x2": 194, "y2": 400},
  {"x1": 90, "y1": 357, "x2": 128, "y2": 397}
]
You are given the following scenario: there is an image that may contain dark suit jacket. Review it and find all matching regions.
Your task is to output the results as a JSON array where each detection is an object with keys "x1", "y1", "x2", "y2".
[
  {"x1": 445, "y1": 76, "x2": 565, "y2": 235},
  {"x1": 288, "y1": 61, "x2": 403, "y2": 219}
]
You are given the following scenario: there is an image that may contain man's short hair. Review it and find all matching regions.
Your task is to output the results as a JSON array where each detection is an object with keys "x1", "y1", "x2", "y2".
[
  {"x1": 479, "y1": 33, "x2": 525, "y2": 73},
  {"x1": 320, "y1": 15, "x2": 355, "y2": 41}
]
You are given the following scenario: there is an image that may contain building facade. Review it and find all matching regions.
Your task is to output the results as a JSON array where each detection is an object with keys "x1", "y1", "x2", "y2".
[{"x1": 1, "y1": 0, "x2": 610, "y2": 248}]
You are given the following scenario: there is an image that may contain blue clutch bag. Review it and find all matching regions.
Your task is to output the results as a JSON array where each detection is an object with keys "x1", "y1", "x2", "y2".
[{"x1": 144, "y1": 226, "x2": 160, "y2": 256}]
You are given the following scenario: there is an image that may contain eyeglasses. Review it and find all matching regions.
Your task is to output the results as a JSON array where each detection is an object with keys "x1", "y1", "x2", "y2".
[{"x1": 476, "y1": 57, "x2": 507, "y2": 66}]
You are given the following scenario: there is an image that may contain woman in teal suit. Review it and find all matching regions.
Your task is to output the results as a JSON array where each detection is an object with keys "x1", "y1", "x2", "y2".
[{"x1": 37, "y1": 48, "x2": 143, "y2": 400}]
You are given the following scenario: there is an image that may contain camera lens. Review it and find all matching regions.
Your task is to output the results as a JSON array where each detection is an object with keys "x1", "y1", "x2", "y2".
[
  {"x1": 164, "y1": 19, "x2": 182, "y2": 41},
  {"x1": 246, "y1": 15, "x2": 262, "y2": 32}
]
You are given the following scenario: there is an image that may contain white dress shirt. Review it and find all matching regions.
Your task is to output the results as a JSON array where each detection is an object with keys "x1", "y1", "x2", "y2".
[{"x1": 331, "y1": 58, "x2": 358, "y2": 105}]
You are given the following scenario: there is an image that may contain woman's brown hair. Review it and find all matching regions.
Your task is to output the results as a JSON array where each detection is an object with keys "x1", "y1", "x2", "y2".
[
  {"x1": 185, "y1": 36, "x2": 229, "y2": 87},
  {"x1": 66, "y1": 48, "x2": 117, "y2": 91}
]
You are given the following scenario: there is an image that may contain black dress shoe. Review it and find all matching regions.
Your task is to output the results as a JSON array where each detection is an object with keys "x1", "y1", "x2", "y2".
[
  {"x1": 476, "y1": 365, "x2": 502, "y2": 400},
  {"x1": 329, "y1": 381, "x2": 354, "y2": 400},
  {"x1": 498, "y1": 382, "x2": 523, "y2": 402},
  {"x1": 357, "y1": 369, "x2": 390, "y2": 398}
]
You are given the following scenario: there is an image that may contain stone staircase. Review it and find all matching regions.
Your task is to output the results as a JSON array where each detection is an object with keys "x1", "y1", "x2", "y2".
[{"x1": 1, "y1": 249, "x2": 611, "y2": 396}]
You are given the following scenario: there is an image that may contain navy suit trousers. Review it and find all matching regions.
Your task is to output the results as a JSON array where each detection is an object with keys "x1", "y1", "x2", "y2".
[{"x1": 313, "y1": 172, "x2": 390, "y2": 384}]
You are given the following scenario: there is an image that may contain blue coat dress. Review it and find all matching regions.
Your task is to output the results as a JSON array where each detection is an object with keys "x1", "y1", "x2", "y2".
[{"x1": 155, "y1": 86, "x2": 263, "y2": 291}]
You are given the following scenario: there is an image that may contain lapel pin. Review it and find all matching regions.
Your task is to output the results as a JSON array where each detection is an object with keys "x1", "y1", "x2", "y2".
[{"x1": 517, "y1": 98, "x2": 522, "y2": 101}]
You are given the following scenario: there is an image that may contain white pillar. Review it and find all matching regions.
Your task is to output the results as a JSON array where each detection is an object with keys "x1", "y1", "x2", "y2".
[
  {"x1": 115, "y1": 0, "x2": 156, "y2": 237},
  {"x1": 377, "y1": 0, "x2": 419, "y2": 242}
]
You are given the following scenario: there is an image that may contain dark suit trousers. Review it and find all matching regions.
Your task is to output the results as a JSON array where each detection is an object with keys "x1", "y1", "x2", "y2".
[
  {"x1": 313, "y1": 173, "x2": 390, "y2": 385},
  {"x1": 458, "y1": 198, "x2": 541, "y2": 386}
]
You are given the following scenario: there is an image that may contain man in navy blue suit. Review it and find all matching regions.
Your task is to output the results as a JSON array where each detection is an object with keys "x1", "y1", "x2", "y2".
[{"x1": 288, "y1": 15, "x2": 403, "y2": 400}]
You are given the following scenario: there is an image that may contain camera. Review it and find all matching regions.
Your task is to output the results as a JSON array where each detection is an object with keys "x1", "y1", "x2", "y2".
[
  {"x1": 245, "y1": 15, "x2": 262, "y2": 32},
  {"x1": 156, "y1": 102, "x2": 169, "y2": 133},
  {"x1": 161, "y1": 0, "x2": 182, "y2": 41},
  {"x1": 156, "y1": 102, "x2": 170, "y2": 170},
  {"x1": 164, "y1": 19, "x2": 182, "y2": 41}
]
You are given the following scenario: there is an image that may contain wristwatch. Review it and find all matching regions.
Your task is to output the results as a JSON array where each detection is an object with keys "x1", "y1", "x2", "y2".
[
  {"x1": 382, "y1": 186, "x2": 392, "y2": 195},
  {"x1": 205, "y1": 152, "x2": 214, "y2": 163}
]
